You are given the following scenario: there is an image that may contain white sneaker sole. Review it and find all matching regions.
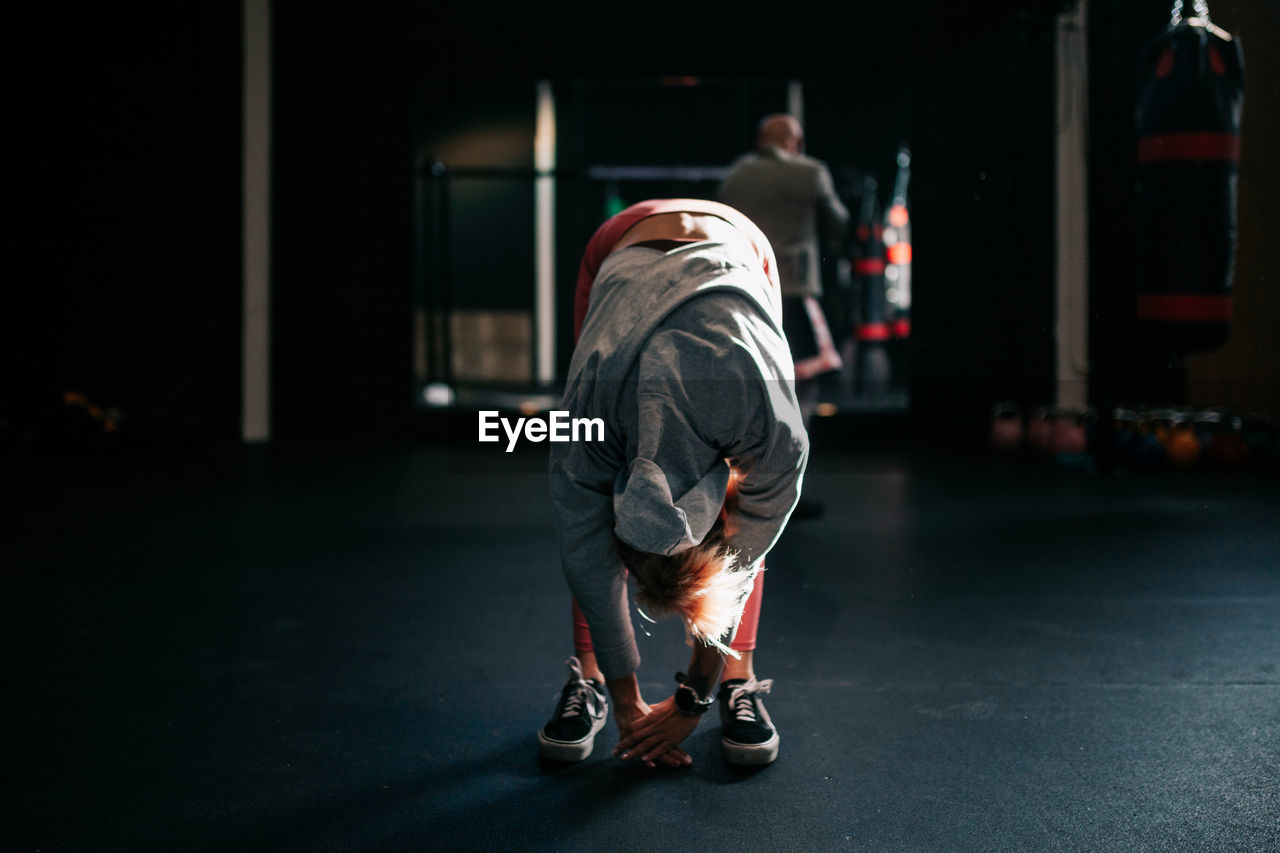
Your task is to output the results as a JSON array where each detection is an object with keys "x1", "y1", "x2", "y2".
[
  {"x1": 722, "y1": 731, "x2": 780, "y2": 765},
  {"x1": 537, "y1": 714, "x2": 607, "y2": 762}
]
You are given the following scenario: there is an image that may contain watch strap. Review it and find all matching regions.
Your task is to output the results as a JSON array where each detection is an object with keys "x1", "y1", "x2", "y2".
[{"x1": 674, "y1": 672, "x2": 715, "y2": 715}]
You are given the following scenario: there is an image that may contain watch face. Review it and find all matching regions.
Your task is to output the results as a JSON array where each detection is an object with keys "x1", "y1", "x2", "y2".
[{"x1": 676, "y1": 685, "x2": 708, "y2": 713}]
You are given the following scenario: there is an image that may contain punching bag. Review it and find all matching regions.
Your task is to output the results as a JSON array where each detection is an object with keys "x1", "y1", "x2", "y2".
[
  {"x1": 1135, "y1": 1, "x2": 1244, "y2": 355},
  {"x1": 852, "y1": 177, "x2": 890, "y2": 396}
]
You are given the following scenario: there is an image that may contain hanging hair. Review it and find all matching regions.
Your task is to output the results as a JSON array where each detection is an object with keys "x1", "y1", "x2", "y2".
[{"x1": 615, "y1": 464, "x2": 751, "y2": 654}]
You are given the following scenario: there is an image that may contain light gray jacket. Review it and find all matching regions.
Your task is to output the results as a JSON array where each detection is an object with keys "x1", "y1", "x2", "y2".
[
  {"x1": 549, "y1": 241, "x2": 809, "y2": 680},
  {"x1": 718, "y1": 147, "x2": 850, "y2": 299}
]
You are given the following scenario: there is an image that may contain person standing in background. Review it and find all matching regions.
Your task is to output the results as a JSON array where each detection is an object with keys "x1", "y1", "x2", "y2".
[{"x1": 719, "y1": 114, "x2": 849, "y2": 518}]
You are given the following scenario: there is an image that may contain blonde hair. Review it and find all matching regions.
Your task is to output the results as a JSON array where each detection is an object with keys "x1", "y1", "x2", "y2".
[{"x1": 614, "y1": 466, "x2": 751, "y2": 655}]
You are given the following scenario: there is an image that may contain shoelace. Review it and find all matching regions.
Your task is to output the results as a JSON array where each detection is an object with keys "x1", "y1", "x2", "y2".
[
  {"x1": 727, "y1": 678, "x2": 773, "y2": 721},
  {"x1": 556, "y1": 657, "x2": 599, "y2": 719},
  {"x1": 561, "y1": 687, "x2": 589, "y2": 718}
]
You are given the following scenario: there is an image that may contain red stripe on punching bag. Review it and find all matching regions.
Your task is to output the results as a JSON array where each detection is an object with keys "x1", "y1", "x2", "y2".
[
  {"x1": 1138, "y1": 133, "x2": 1240, "y2": 164},
  {"x1": 855, "y1": 258, "x2": 886, "y2": 275},
  {"x1": 857, "y1": 323, "x2": 891, "y2": 342},
  {"x1": 1208, "y1": 46, "x2": 1226, "y2": 76},
  {"x1": 891, "y1": 319, "x2": 911, "y2": 338},
  {"x1": 1137, "y1": 294, "x2": 1233, "y2": 322}
]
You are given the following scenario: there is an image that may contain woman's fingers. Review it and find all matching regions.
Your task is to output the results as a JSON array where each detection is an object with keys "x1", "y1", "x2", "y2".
[
  {"x1": 616, "y1": 733, "x2": 692, "y2": 768},
  {"x1": 617, "y1": 732, "x2": 670, "y2": 761},
  {"x1": 614, "y1": 716, "x2": 663, "y2": 754},
  {"x1": 613, "y1": 730, "x2": 642, "y2": 754},
  {"x1": 657, "y1": 747, "x2": 693, "y2": 768},
  {"x1": 612, "y1": 699, "x2": 697, "y2": 768}
]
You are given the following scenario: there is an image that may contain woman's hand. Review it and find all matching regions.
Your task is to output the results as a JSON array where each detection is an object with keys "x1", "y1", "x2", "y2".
[
  {"x1": 613, "y1": 696, "x2": 699, "y2": 767},
  {"x1": 607, "y1": 675, "x2": 692, "y2": 768}
]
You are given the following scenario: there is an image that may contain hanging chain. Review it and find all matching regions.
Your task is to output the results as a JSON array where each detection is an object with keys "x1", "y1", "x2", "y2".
[{"x1": 1171, "y1": 0, "x2": 1212, "y2": 26}]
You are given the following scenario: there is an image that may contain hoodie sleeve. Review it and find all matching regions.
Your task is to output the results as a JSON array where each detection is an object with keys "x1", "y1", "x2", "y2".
[
  {"x1": 710, "y1": 333, "x2": 810, "y2": 567},
  {"x1": 721, "y1": 393, "x2": 809, "y2": 566},
  {"x1": 547, "y1": 445, "x2": 641, "y2": 681}
]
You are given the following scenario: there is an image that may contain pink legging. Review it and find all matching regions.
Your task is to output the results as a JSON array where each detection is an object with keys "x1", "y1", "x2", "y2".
[{"x1": 570, "y1": 199, "x2": 771, "y2": 658}]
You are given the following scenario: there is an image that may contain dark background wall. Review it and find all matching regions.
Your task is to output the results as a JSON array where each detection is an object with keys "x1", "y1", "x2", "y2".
[
  {"x1": 5, "y1": 0, "x2": 1275, "y2": 452},
  {"x1": 906, "y1": 12, "x2": 1058, "y2": 438},
  {"x1": 269, "y1": 2, "x2": 415, "y2": 441},
  {"x1": 1187, "y1": 0, "x2": 1280, "y2": 417},
  {"x1": 7, "y1": 4, "x2": 243, "y2": 450}
]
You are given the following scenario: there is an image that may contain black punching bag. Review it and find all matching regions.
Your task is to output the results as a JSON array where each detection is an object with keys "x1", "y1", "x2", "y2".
[
  {"x1": 852, "y1": 178, "x2": 890, "y2": 397},
  {"x1": 1135, "y1": 1, "x2": 1245, "y2": 355}
]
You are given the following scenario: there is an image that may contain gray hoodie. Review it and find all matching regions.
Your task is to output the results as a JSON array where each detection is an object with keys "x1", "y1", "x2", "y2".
[{"x1": 548, "y1": 240, "x2": 809, "y2": 680}]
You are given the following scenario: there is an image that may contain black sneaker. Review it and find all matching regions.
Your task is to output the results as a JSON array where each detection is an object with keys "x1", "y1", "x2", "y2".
[
  {"x1": 537, "y1": 656, "x2": 608, "y2": 762},
  {"x1": 717, "y1": 677, "x2": 779, "y2": 765}
]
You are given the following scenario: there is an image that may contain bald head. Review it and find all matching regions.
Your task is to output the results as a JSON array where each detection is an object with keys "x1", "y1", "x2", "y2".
[{"x1": 757, "y1": 113, "x2": 803, "y2": 154}]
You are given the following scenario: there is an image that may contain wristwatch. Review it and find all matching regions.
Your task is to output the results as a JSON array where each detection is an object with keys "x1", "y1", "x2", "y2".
[{"x1": 673, "y1": 672, "x2": 715, "y2": 716}]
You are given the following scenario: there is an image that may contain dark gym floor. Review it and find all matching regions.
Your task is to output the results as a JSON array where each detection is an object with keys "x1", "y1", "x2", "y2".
[{"x1": 5, "y1": 426, "x2": 1278, "y2": 851}]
